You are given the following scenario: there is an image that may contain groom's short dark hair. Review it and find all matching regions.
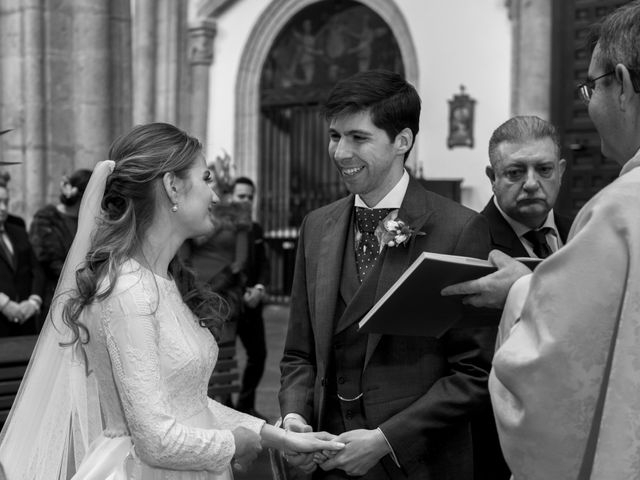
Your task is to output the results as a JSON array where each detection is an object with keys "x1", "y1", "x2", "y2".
[{"x1": 322, "y1": 69, "x2": 421, "y2": 160}]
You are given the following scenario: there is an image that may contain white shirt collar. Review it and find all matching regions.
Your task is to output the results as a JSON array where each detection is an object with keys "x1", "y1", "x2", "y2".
[
  {"x1": 493, "y1": 196, "x2": 559, "y2": 239},
  {"x1": 354, "y1": 170, "x2": 410, "y2": 209},
  {"x1": 620, "y1": 145, "x2": 640, "y2": 176}
]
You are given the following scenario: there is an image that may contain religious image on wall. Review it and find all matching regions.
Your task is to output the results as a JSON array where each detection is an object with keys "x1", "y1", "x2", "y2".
[
  {"x1": 260, "y1": 0, "x2": 404, "y2": 105},
  {"x1": 447, "y1": 85, "x2": 476, "y2": 149}
]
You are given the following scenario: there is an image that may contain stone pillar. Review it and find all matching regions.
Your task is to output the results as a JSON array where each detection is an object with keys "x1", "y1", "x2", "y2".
[
  {"x1": 133, "y1": 0, "x2": 156, "y2": 124},
  {"x1": 109, "y1": 0, "x2": 133, "y2": 139},
  {"x1": 73, "y1": 1, "x2": 111, "y2": 169},
  {"x1": 46, "y1": 1, "x2": 75, "y2": 201},
  {"x1": 0, "y1": 0, "x2": 46, "y2": 215},
  {"x1": 1, "y1": 0, "x2": 132, "y2": 219},
  {"x1": 188, "y1": 19, "x2": 216, "y2": 149},
  {"x1": 155, "y1": 0, "x2": 183, "y2": 124},
  {"x1": 511, "y1": 0, "x2": 553, "y2": 119},
  {"x1": 22, "y1": 0, "x2": 47, "y2": 215},
  {"x1": 0, "y1": 0, "x2": 27, "y2": 208}
]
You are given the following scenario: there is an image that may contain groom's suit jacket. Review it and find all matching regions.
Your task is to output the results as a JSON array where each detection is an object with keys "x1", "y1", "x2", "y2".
[{"x1": 280, "y1": 179, "x2": 495, "y2": 478}]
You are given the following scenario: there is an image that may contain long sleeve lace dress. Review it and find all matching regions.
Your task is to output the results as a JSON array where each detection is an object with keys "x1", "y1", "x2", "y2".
[{"x1": 72, "y1": 259, "x2": 265, "y2": 479}]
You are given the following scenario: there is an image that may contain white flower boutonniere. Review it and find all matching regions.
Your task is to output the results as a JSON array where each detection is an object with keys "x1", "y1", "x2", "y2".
[{"x1": 374, "y1": 209, "x2": 425, "y2": 250}]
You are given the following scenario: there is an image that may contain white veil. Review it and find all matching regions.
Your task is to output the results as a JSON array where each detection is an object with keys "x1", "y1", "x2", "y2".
[{"x1": 0, "y1": 160, "x2": 114, "y2": 480}]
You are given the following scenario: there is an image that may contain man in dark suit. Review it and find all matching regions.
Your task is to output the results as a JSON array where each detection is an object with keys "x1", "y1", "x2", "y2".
[
  {"x1": 0, "y1": 179, "x2": 45, "y2": 336},
  {"x1": 279, "y1": 70, "x2": 494, "y2": 479},
  {"x1": 482, "y1": 116, "x2": 572, "y2": 259},
  {"x1": 472, "y1": 115, "x2": 572, "y2": 480},
  {"x1": 231, "y1": 176, "x2": 270, "y2": 419}
]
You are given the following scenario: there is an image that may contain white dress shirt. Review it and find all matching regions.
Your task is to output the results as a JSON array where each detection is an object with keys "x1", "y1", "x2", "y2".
[{"x1": 493, "y1": 197, "x2": 563, "y2": 257}]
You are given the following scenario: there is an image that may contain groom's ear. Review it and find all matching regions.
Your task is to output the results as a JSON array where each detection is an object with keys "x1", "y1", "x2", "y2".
[{"x1": 394, "y1": 128, "x2": 414, "y2": 157}]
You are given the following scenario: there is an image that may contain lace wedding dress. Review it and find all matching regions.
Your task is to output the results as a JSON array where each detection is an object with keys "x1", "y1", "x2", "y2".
[
  {"x1": 0, "y1": 163, "x2": 265, "y2": 479},
  {"x1": 71, "y1": 259, "x2": 264, "y2": 479}
]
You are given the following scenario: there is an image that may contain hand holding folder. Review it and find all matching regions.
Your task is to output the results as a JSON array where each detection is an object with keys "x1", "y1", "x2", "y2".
[{"x1": 358, "y1": 250, "x2": 538, "y2": 337}]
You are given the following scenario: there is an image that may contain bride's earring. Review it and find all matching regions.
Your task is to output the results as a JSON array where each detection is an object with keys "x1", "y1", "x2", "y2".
[{"x1": 171, "y1": 203, "x2": 178, "y2": 212}]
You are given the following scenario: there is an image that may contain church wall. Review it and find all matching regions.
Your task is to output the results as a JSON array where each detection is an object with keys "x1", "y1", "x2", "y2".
[
  {"x1": 206, "y1": 0, "x2": 511, "y2": 211},
  {"x1": 207, "y1": 0, "x2": 267, "y2": 160},
  {"x1": 402, "y1": 0, "x2": 511, "y2": 211}
]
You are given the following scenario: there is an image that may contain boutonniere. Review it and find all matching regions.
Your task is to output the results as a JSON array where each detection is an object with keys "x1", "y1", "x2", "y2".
[{"x1": 375, "y1": 209, "x2": 425, "y2": 249}]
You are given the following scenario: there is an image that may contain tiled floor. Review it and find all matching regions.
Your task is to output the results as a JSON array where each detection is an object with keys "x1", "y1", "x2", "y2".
[{"x1": 235, "y1": 303, "x2": 290, "y2": 479}]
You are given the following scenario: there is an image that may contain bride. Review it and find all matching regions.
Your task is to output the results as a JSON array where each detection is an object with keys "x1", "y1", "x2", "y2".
[{"x1": 0, "y1": 123, "x2": 343, "y2": 479}]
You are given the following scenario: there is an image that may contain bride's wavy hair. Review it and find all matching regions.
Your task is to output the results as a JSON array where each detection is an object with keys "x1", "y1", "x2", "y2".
[{"x1": 63, "y1": 122, "x2": 226, "y2": 345}]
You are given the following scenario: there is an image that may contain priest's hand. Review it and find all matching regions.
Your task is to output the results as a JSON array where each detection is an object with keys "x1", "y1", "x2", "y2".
[{"x1": 441, "y1": 249, "x2": 531, "y2": 309}]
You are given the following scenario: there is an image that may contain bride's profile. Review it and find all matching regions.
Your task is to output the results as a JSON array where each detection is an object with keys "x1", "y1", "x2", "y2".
[{"x1": 0, "y1": 122, "x2": 343, "y2": 479}]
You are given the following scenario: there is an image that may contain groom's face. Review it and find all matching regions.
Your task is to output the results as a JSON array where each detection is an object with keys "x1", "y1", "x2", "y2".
[{"x1": 328, "y1": 109, "x2": 405, "y2": 206}]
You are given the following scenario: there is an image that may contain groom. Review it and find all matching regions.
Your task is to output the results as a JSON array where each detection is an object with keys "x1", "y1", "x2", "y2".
[{"x1": 279, "y1": 70, "x2": 495, "y2": 479}]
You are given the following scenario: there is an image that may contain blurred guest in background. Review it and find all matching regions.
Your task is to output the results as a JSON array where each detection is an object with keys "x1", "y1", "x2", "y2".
[
  {"x1": 0, "y1": 172, "x2": 25, "y2": 229},
  {"x1": 29, "y1": 169, "x2": 92, "y2": 326},
  {"x1": 186, "y1": 180, "x2": 252, "y2": 327},
  {"x1": 0, "y1": 175, "x2": 44, "y2": 336},
  {"x1": 231, "y1": 177, "x2": 270, "y2": 419},
  {"x1": 184, "y1": 158, "x2": 253, "y2": 407}
]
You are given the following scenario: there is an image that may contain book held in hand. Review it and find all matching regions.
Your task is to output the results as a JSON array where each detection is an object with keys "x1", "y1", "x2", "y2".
[{"x1": 358, "y1": 252, "x2": 540, "y2": 337}]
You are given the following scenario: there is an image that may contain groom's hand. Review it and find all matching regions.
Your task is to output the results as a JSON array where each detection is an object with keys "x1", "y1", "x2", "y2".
[
  {"x1": 283, "y1": 416, "x2": 317, "y2": 473},
  {"x1": 318, "y1": 428, "x2": 390, "y2": 476}
]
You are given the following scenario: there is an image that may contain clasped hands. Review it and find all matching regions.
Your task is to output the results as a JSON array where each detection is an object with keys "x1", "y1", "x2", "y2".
[
  {"x1": 231, "y1": 422, "x2": 346, "y2": 474},
  {"x1": 282, "y1": 417, "x2": 391, "y2": 476},
  {"x1": 2, "y1": 299, "x2": 39, "y2": 324}
]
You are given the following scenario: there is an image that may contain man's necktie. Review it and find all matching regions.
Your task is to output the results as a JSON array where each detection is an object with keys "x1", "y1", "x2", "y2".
[
  {"x1": 0, "y1": 226, "x2": 15, "y2": 269},
  {"x1": 522, "y1": 227, "x2": 553, "y2": 259},
  {"x1": 354, "y1": 207, "x2": 394, "y2": 282}
]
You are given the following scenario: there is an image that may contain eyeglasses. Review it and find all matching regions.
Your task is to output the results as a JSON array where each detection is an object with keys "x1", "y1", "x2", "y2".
[{"x1": 577, "y1": 71, "x2": 615, "y2": 104}]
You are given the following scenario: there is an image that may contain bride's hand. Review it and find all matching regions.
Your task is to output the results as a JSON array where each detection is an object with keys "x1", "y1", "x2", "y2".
[
  {"x1": 232, "y1": 426, "x2": 262, "y2": 473},
  {"x1": 284, "y1": 430, "x2": 345, "y2": 455}
]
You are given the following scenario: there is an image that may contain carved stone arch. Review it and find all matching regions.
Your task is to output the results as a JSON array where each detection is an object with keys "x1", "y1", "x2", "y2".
[{"x1": 234, "y1": 0, "x2": 419, "y2": 179}]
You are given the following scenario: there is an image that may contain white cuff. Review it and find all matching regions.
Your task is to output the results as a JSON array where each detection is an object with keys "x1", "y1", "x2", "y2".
[
  {"x1": 282, "y1": 412, "x2": 308, "y2": 429},
  {"x1": 376, "y1": 427, "x2": 401, "y2": 468}
]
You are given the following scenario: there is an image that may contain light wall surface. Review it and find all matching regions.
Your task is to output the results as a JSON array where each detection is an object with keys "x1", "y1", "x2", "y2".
[
  {"x1": 207, "y1": 0, "x2": 267, "y2": 161},
  {"x1": 207, "y1": 0, "x2": 511, "y2": 212},
  {"x1": 402, "y1": 0, "x2": 511, "y2": 210}
]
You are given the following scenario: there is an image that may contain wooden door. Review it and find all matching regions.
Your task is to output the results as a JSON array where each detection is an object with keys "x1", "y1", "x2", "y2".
[{"x1": 551, "y1": 0, "x2": 631, "y2": 216}]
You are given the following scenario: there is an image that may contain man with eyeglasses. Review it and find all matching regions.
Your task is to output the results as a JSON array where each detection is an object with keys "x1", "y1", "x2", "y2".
[{"x1": 441, "y1": 1, "x2": 640, "y2": 478}]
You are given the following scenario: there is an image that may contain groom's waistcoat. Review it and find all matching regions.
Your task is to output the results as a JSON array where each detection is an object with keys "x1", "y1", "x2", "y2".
[{"x1": 325, "y1": 209, "x2": 373, "y2": 432}]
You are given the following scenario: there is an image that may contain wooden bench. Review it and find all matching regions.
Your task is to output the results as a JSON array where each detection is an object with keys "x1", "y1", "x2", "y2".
[
  {"x1": 0, "y1": 335, "x2": 37, "y2": 427},
  {"x1": 208, "y1": 321, "x2": 241, "y2": 403}
]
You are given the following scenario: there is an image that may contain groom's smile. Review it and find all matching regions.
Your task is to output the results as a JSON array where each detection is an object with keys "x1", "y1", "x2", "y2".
[{"x1": 328, "y1": 110, "x2": 405, "y2": 207}]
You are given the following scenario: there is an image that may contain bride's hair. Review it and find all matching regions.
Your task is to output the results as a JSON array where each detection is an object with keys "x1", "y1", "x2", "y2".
[{"x1": 63, "y1": 122, "x2": 226, "y2": 345}]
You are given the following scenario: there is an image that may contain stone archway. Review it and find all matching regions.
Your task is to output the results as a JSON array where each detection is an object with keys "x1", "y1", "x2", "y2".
[{"x1": 234, "y1": 0, "x2": 419, "y2": 181}]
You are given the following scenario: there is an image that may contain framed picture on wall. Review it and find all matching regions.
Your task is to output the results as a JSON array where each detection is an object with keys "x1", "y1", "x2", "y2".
[{"x1": 447, "y1": 86, "x2": 476, "y2": 149}]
